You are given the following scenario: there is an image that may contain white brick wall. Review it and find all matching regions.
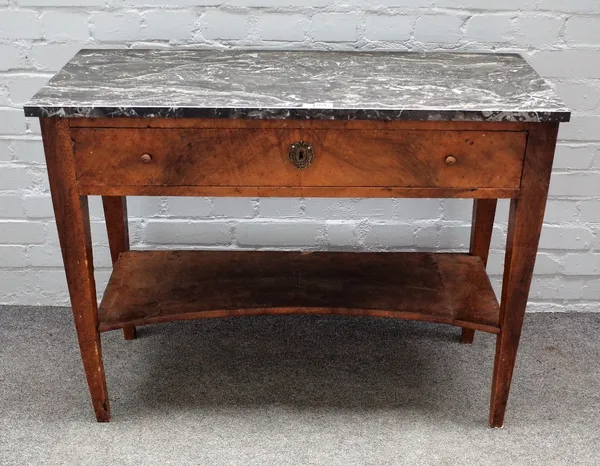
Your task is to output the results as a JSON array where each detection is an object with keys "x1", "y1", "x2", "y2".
[{"x1": 0, "y1": 0, "x2": 599, "y2": 311}]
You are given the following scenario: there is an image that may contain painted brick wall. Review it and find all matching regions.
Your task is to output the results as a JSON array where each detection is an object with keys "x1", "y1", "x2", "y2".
[{"x1": 0, "y1": 0, "x2": 599, "y2": 311}]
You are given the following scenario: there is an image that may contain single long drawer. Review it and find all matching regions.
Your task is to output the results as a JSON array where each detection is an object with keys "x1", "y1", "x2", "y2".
[{"x1": 71, "y1": 127, "x2": 527, "y2": 189}]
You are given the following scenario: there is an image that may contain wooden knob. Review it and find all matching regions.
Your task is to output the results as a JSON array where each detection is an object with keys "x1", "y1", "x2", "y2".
[
  {"x1": 141, "y1": 153, "x2": 152, "y2": 163},
  {"x1": 445, "y1": 155, "x2": 457, "y2": 165}
]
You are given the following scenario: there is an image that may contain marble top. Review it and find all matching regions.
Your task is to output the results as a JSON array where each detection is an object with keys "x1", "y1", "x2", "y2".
[{"x1": 24, "y1": 49, "x2": 570, "y2": 123}]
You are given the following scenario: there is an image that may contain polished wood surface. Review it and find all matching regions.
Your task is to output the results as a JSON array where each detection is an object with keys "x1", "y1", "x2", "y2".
[
  {"x1": 41, "y1": 118, "x2": 110, "y2": 422},
  {"x1": 69, "y1": 117, "x2": 529, "y2": 132},
  {"x1": 40, "y1": 116, "x2": 561, "y2": 426},
  {"x1": 98, "y1": 251, "x2": 500, "y2": 333},
  {"x1": 461, "y1": 199, "x2": 498, "y2": 344},
  {"x1": 72, "y1": 127, "x2": 301, "y2": 188},
  {"x1": 489, "y1": 123, "x2": 559, "y2": 428},
  {"x1": 101, "y1": 196, "x2": 136, "y2": 341},
  {"x1": 300, "y1": 130, "x2": 526, "y2": 189},
  {"x1": 72, "y1": 127, "x2": 526, "y2": 191},
  {"x1": 77, "y1": 184, "x2": 520, "y2": 199}
]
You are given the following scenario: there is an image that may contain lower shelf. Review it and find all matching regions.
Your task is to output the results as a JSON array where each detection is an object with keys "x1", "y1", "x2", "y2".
[{"x1": 98, "y1": 251, "x2": 500, "y2": 334}]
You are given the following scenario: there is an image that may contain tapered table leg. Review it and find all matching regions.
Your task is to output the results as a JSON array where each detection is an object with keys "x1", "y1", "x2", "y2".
[
  {"x1": 461, "y1": 199, "x2": 498, "y2": 344},
  {"x1": 102, "y1": 196, "x2": 136, "y2": 340},
  {"x1": 41, "y1": 118, "x2": 110, "y2": 422},
  {"x1": 489, "y1": 123, "x2": 558, "y2": 427}
]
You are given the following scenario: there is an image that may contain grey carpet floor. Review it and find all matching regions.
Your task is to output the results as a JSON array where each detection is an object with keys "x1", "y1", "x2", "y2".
[{"x1": 0, "y1": 306, "x2": 599, "y2": 466}]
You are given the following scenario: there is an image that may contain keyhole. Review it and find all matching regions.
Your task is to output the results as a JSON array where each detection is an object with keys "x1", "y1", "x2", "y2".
[{"x1": 289, "y1": 141, "x2": 313, "y2": 169}]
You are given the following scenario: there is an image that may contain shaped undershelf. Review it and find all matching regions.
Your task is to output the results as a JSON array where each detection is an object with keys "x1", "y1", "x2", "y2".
[{"x1": 98, "y1": 251, "x2": 500, "y2": 334}]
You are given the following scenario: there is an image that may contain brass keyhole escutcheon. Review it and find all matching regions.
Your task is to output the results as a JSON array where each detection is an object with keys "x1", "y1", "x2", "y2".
[{"x1": 289, "y1": 141, "x2": 314, "y2": 169}]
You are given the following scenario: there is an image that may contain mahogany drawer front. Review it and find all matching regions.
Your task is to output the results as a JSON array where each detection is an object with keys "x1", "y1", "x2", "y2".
[
  {"x1": 301, "y1": 129, "x2": 527, "y2": 189},
  {"x1": 72, "y1": 127, "x2": 527, "y2": 190},
  {"x1": 71, "y1": 128, "x2": 301, "y2": 187}
]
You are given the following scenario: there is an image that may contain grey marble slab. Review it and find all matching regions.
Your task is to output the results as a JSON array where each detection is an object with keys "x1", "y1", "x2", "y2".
[{"x1": 24, "y1": 49, "x2": 570, "y2": 123}]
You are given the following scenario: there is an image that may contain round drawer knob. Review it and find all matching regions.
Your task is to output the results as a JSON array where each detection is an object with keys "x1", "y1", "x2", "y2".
[
  {"x1": 445, "y1": 155, "x2": 457, "y2": 166},
  {"x1": 141, "y1": 153, "x2": 152, "y2": 164}
]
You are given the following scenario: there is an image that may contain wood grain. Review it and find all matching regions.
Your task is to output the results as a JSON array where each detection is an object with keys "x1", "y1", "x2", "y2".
[
  {"x1": 42, "y1": 114, "x2": 560, "y2": 426},
  {"x1": 98, "y1": 251, "x2": 500, "y2": 334},
  {"x1": 41, "y1": 118, "x2": 110, "y2": 422},
  {"x1": 101, "y1": 196, "x2": 136, "y2": 341},
  {"x1": 301, "y1": 130, "x2": 526, "y2": 189},
  {"x1": 461, "y1": 199, "x2": 498, "y2": 344},
  {"x1": 69, "y1": 117, "x2": 529, "y2": 132},
  {"x1": 72, "y1": 127, "x2": 301, "y2": 188},
  {"x1": 72, "y1": 127, "x2": 525, "y2": 191},
  {"x1": 489, "y1": 123, "x2": 559, "y2": 428},
  {"x1": 77, "y1": 184, "x2": 520, "y2": 199}
]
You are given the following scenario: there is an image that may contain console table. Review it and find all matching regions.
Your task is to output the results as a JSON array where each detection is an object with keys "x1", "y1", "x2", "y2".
[{"x1": 24, "y1": 50, "x2": 570, "y2": 426}]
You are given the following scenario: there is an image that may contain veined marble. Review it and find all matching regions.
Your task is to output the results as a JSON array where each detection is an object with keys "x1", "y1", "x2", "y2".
[{"x1": 24, "y1": 49, "x2": 570, "y2": 122}]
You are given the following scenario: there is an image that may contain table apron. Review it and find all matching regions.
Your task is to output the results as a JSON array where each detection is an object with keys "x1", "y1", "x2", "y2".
[{"x1": 76, "y1": 184, "x2": 521, "y2": 198}]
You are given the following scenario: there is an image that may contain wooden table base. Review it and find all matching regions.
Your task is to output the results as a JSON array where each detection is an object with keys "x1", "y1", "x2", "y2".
[{"x1": 40, "y1": 118, "x2": 559, "y2": 426}]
